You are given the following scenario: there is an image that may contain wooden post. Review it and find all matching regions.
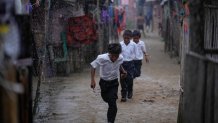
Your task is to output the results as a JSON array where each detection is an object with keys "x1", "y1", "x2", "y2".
[
  {"x1": 2, "y1": 64, "x2": 19, "y2": 123},
  {"x1": 97, "y1": 0, "x2": 103, "y2": 54}
]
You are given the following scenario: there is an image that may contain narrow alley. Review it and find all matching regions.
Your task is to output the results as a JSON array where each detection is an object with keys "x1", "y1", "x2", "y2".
[
  {"x1": 33, "y1": 32, "x2": 180, "y2": 123},
  {"x1": 1, "y1": 0, "x2": 218, "y2": 123}
]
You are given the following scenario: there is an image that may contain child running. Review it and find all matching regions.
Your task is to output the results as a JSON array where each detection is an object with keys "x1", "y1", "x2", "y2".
[
  {"x1": 119, "y1": 30, "x2": 138, "y2": 102},
  {"x1": 132, "y1": 30, "x2": 149, "y2": 78},
  {"x1": 90, "y1": 43, "x2": 127, "y2": 123}
]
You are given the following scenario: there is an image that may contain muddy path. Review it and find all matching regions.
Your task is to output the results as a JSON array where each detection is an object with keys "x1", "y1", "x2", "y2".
[{"x1": 33, "y1": 33, "x2": 180, "y2": 123}]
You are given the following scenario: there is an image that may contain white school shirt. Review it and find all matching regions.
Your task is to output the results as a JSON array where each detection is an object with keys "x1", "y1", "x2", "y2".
[
  {"x1": 134, "y1": 40, "x2": 147, "y2": 60},
  {"x1": 90, "y1": 53, "x2": 124, "y2": 81},
  {"x1": 120, "y1": 41, "x2": 138, "y2": 61}
]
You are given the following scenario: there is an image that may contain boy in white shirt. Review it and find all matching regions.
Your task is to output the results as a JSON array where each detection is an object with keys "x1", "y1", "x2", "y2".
[
  {"x1": 132, "y1": 30, "x2": 149, "y2": 77},
  {"x1": 120, "y1": 30, "x2": 138, "y2": 101},
  {"x1": 90, "y1": 43, "x2": 126, "y2": 123}
]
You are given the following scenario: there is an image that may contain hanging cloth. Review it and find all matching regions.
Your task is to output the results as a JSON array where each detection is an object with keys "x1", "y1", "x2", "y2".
[
  {"x1": 101, "y1": 8, "x2": 110, "y2": 24},
  {"x1": 67, "y1": 15, "x2": 97, "y2": 47}
]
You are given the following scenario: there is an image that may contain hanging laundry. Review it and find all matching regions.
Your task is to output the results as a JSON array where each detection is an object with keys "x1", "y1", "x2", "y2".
[
  {"x1": 101, "y1": 8, "x2": 110, "y2": 24},
  {"x1": 67, "y1": 14, "x2": 97, "y2": 47},
  {"x1": 114, "y1": 6, "x2": 126, "y2": 35},
  {"x1": 108, "y1": 4, "x2": 114, "y2": 19}
]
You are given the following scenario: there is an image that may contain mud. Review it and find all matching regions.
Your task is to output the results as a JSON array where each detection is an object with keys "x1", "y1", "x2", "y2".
[{"x1": 33, "y1": 32, "x2": 180, "y2": 123}]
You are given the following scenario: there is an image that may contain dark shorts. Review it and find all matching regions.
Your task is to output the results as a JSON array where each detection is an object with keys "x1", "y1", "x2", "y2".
[
  {"x1": 134, "y1": 60, "x2": 142, "y2": 77},
  {"x1": 122, "y1": 61, "x2": 135, "y2": 79},
  {"x1": 99, "y1": 78, "x2": 119, "y2": 102}
]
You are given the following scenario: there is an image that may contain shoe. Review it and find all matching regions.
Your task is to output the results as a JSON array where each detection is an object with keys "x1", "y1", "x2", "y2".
[
  {"x1": 128, "y1": 92, "x2": 133, "y2": 99},
  {"x1": 121, "y1": 98, "x2": 127, "y2": 102}
]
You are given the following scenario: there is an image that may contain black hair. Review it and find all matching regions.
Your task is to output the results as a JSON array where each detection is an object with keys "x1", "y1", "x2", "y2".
[
  {"x1": 123, "y1": 30, "x2": 132, "y2": 37},
  {"x1": 108, "y1": 43, "x2": 122, "y2": 54},
  {"x1": 132, "y1": 30, "x2": 141, "y2": 37}
]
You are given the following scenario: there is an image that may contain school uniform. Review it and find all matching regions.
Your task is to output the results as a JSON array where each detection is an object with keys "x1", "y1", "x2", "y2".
[
  {"x1": 120, "y1": 41, "x2": 138, "y2": 99},
  {"x1": 134, "y1": 40, "x2": 147, "y2": 77},
  {"x1": 90, "y1": 53, "x2": 123, "y2": 123}
]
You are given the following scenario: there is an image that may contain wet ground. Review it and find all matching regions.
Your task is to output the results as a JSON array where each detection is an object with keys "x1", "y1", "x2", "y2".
[{"x1": 33, "y1": 32, "x2": 180, "y2": 123}]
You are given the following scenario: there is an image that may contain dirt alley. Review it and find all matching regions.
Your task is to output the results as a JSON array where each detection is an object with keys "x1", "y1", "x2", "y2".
[{"x1": 33, "y1": 32, "x2": 180, "y2": 123}]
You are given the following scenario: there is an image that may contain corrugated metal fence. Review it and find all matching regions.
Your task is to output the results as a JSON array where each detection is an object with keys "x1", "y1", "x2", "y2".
[
  {"x1": 182, "y1": 52, "x2": 218, "y2": 123},
  {"x1": 204, "y1": 4, "x2": 218, "y2": 61}
]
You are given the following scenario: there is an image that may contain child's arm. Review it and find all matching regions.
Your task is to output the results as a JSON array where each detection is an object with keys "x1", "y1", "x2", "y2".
[
  {"x1": 144, "y1": 53, "x2": 149, "y2": 63},
  {"x1": 142, "y1": 42, "x2": 149, "y2": 63},
  {"x1": 120, "y1": 65, "x2": 127, "y2": 74},
  {"x1": 90, "y1": 55, "x2": 101, "y2": 89},
  {"x1": 91, "y1": 67, "x2": 96, "y2": 89},
  {"x1": 120, "y1": 65, "x2": 127, "y2": 79}
]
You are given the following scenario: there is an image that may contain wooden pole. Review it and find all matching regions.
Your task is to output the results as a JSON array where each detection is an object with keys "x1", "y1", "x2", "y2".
[
  {"x1": 97, "y1": 0, "x2": 103, "y2": 54},
  {"x1": 2, "y1": 64, "x2": 19, "y2": 123}
]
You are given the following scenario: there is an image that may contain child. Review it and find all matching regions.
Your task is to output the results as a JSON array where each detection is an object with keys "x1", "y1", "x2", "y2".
[
  {"x1": 90, "y1": 43, "x2": 126, "y2": 123},
  {"x1": 136, "y1": 16, "x2": 145, "y2": 37},
  {"x1": 132, "y1": 30, "x2": 149, "y2": 78},
  {"x1": 119, "y1": 30, "x2": 138, "y2": 101}
]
